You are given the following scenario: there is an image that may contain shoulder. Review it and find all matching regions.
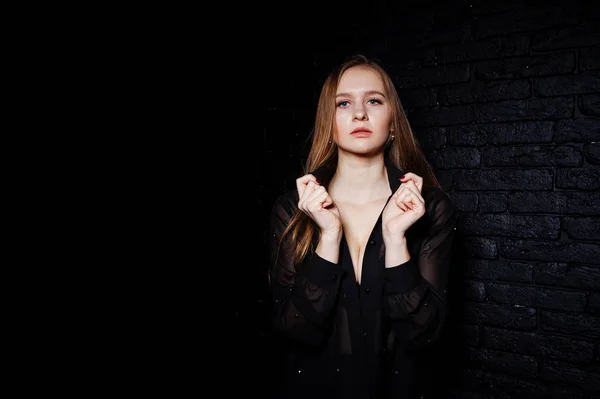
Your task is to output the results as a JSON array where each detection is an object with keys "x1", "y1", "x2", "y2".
[
  {"x1": 421, "y1": 184, "x2": 456, "y2": 227},
  {"x1": 274, "y1": 188, "x2": 298, "y2": 208},
  {"x1": 270, "y1": 188, "x2": 299, "y2": 220},
  {"x1": 422, "y1": 184, "x2": 454, "y2": 211}
]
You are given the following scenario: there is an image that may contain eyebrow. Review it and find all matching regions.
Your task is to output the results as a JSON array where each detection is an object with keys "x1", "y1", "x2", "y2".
[{"x1": 336, "y1": 90, "x2": 386, "y2": 98}]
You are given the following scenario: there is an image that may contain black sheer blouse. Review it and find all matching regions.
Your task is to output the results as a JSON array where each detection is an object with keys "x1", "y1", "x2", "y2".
[{"x1": 268, "y1": 158, "x2": 457, "y2": 399}]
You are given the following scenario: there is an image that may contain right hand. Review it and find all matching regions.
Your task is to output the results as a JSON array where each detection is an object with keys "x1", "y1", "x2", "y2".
[{"x1": 296, "y1": 174, "x2": 341, "y2": 236}]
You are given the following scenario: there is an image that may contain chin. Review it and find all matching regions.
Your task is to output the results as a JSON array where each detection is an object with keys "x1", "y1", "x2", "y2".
[{"x1": 341, "y1": 144, "x2": 386, "y2": 156}]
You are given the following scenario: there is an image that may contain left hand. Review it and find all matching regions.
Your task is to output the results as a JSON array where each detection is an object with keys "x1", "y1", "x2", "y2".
[{"x1": 382, "y1": 172, "x2": 426, "y2": 242}]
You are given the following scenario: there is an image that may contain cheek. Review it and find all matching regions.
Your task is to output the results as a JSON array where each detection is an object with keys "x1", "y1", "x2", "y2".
[
  {"x1": 335, "y1": 110, "x2": 350, "y2": 127},
  {"x1": 373, "y1": 110, "x2": 393, "y2": 129}
]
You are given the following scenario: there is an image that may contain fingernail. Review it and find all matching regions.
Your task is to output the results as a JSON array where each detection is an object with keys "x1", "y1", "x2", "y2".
[{"x1": 400, "y1": 175, "x2": 405, "y2": 180}]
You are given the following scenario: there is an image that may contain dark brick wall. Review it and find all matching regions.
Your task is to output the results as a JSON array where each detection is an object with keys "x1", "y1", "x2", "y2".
[{"x1": 251, "y1": 1, "x2": 600, "y2": 397}]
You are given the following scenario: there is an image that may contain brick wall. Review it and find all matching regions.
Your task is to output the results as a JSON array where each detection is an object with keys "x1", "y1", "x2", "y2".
[{"x1": 254, "y1": 1, "x2": 599, "y2": 397}]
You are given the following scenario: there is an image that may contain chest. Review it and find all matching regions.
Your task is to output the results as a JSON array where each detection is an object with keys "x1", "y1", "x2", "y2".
[{"x1": 335, "y1": 199, "x2": 388, "y2": 282}]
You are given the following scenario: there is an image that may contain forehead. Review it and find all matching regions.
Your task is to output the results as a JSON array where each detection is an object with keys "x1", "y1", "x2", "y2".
[{"x1": 337, "y1": 66, "x2": 385, "y2": 93}]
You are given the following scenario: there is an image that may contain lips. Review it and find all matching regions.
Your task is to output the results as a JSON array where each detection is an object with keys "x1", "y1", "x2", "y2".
[{"x1": 350, "y1": 127, "x2": 372, "y2": 135}]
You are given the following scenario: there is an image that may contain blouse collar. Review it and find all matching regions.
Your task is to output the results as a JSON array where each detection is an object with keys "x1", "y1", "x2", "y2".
[{"x1": 309, "y1": 157, "x2": 406, "y2": 194}]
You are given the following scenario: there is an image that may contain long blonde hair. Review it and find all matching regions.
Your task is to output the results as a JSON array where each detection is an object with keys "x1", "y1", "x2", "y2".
[{"x1": 279, "y1": 54, "x2": 442, "y2": 267}]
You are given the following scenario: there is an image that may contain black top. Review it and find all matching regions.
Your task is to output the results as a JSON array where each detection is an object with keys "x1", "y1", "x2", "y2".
[{"x1": 268, "y1": 158, "x2": 457, "y2": 399}]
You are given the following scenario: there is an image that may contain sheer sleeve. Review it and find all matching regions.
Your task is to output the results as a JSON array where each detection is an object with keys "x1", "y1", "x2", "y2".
[
  {"x1": 382, "y1": 193, "x2": 457, "y2": 349},
  {"x1": 268, "y1": 193, "x2": 344, "y2": 345}
]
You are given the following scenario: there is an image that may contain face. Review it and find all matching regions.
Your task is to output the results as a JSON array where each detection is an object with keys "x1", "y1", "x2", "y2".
[{"x1": 334, "y1": 66, "x2": 393, "y2": 155}]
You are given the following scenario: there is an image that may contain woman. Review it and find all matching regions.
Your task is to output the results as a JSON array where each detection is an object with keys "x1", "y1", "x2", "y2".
[{"x1": 268, "y1": 54, "x2": 457, "y2": 399}]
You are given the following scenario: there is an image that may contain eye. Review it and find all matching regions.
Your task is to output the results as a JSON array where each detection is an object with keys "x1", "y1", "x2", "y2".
[
  {"x1": 337, "y1": 101, "x2": 349, "y2": 107},
  {"x1": 367, "y1": 98, "x2": 382, "y2": 105}
]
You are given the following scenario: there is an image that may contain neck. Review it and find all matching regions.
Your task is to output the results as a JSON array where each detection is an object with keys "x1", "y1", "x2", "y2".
[{"x1": 329, "y1": 154, "x2": 390, "y2": 203}]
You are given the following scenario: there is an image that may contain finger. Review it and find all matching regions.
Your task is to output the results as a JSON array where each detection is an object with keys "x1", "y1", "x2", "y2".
[
  {"x1": 396, "y1": 195, "x2": 409, "y2": 212},
  {"x1": 398, "y1": 187, "x2": 423, "y2": 204},
  {"x1": 297, "y1": 175, "x2": 318, "y2": 200},
  {"x1": 392, "y1": 181, "x2": 405, "y2": 196},
  {"x1": 401, "y1": 177, "x2": 423, "y2": 193},
  {"x1": 399, "y1": 181, "x2": 424, "y2": 202},
  {"x1": 305, "y1": 181, "x2": 321, "y2": 199},
  {"x1": 308, "y1": 186, "x2": 334, "y2": 207},
  {"x1": 398, "y1": 190, "x2": 424, "y2": 211},
  {"x1": 307, "y1": 186, "x2": 329, "y2": 211},
  {"x1": 400, "y1": 173, "x2": 423, "y2": 192},
  {"x1": 306, "y1": 185, "x2": 327, "y2": 204},
  {"x1": 299, "y1": 181, "x2": 319, "y2": 208},
  {"x1": 392, "y1": 184, "x2": 405, "y2": 201},
  {"x1": 392, "y1": 181, "x2": 417, "y2": 199},
  {"x1": 392, "y1": 186, "x2": 408, "y2": 210},
  {"x1": 296, "y1": 174, "x2": 318, "y2": 199},
  {"x1": 397, "y1": 191, "x2": 414, "y2": 211},
  {"x1": 396, "y1": 200, "x2": 409, "y2": 212},
  {"x1": 395, "y1": 180, "x2": 423, "y2": 203},
  {"x1": 400, "y1": 172, "x2": 419, "y2": 181}
]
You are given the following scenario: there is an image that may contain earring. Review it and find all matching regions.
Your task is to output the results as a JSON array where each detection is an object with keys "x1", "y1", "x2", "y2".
[{"x1": 390, "y1": 134, "x2": 395, "y2": 140}]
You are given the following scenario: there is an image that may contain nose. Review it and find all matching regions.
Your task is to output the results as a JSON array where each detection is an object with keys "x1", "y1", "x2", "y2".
[{"x1": 353, "y1": 105, "x2": 368, "y2": 121}]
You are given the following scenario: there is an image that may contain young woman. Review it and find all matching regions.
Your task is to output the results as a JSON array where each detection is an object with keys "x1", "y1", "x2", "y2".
[{"x1": 268, "y1": 54, "x2": 457, "y2": 399}]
